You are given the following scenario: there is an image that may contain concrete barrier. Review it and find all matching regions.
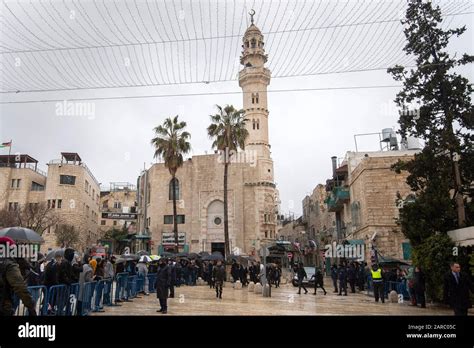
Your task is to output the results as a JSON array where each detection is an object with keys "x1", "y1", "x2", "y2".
[
  {"x1": 248, "y1": 282, "x2": 255, "y2": 292},
  {"x1": 254, "y1": 283, "x2": 263, "y2": 294},
  {"x1": 234, "y1": 280, "x2": 242, "y2": 290}
]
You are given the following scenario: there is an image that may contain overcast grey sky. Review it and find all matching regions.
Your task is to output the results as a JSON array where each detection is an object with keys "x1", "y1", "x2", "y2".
[{"x1": 1, "y1": 0, "x2": 473, "y2": 215}]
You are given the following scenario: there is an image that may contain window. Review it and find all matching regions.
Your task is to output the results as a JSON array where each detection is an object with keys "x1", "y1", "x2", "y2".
[
  {"x1": 252, "y1": 119, "x2": 256, "y2": 130},
  {"x1": 57, "y1": 199, "x2": 62, "y2": 209},
  {"x1": 101, "y1": 220, "x2": 106, "y2": 226},
  {"x1": 113, "y1": 221, "x2": 117, "y2": 226},
  {"x1": 351, "y1": 201, "x2": 361, "y2": 228},
  {"x1": 214, "y1": 217, "x2": 222, "y2": 225},
  {"x1": 251, "y1": 39, "x2": 256, "y2": 48},
  {"x1": 147, "y1": 217, "x2": 151, "y2": 227},
  {"x1": 163, "y1": 215, "x2": 185, "y2": 224},
  {"x1": 60, "y1": 175, "x2": 76, "y2": 185},
  {"x1": 31, "y1": 181, "x2": 44, "y2": 191},
  {"x1": 8, "y1": 202, "x2": 18, "y2": 211},
  {"x1": 86, "y1": 205, "x2": 89, "y2": 217},
  {"x1": 85, "y1": 180, "x2": 89, "y2": 193},
  {"x1": 169, "y1": 178, "x2": 180, "y2": 200},
  {"x1": 114, "y1": 202, "x2": 122, "y2": 209},
  {"x1": 11, "y1": 179, "x2": 15, "y2": 188},
  {"x1": 102, "y1": 200, "x2": 109, "y2": 209},
  {"x1": 92, "y1": 189, "x2": 95, "y2": 198},
  {"x1": 47, "y1": 200, "x2": 51, "y2": 209},
  {"x1": 51, "y1": 199, "x2": 56, "y2": 209},
  {"x1": 29, "y1": 203, "x2": 39, "y2": 210},
  {"x1": 265, "y1": 230, "x2": 268, "y2": 238}
]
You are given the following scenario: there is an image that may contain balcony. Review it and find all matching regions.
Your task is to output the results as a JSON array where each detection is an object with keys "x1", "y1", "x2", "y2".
[{"x1": 325, "y1": 186, "x2": 350, "y2": 212}]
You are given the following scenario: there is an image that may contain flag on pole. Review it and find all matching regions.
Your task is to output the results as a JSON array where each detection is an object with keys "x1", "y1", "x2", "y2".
[{"x1": 0, "y1": 141, "x2": 12, "y2": 148}]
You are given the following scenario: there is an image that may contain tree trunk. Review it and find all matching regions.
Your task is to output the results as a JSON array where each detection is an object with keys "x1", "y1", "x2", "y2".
[
  {"x1": 172, "y1": 176, "x2": 179, "y2": 253},
  {"x1": 223, "y1": 161, "x2": 230, "y2": 259}
]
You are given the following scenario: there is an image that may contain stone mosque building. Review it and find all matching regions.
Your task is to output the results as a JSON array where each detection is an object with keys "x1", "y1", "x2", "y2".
[{"x1": 135, "y1": 16, "x2": 280, "y2": 257}]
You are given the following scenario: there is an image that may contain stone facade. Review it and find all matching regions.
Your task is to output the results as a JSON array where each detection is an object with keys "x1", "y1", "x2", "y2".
[
  {"x1": 302, "y1": 184, "x2": 336, "y2": 244},
  {"x1": 344, "y1": 150, "x2": 418, "y2": 262},
  {"x1": 0, "y1": 153, "x2": 101, "y2": 252},
  {"x1": 98, "y1": 183, "x2": 137, "y2": 235},
  {"x1": 136, "y1": 20, "x2": 279, "y2": 257}
]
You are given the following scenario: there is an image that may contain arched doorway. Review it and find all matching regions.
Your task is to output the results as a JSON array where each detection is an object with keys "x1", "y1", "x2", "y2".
[{"x1": 207, "y1": 200, "x2": 225, "y2": 257}]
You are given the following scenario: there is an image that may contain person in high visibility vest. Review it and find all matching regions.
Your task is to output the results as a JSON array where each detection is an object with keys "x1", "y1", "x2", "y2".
[{"x1": 371, "y1": 263, "x2": 385, "y2": 303}]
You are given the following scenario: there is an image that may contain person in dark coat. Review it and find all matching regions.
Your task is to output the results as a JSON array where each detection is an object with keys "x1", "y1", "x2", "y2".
[
  {"x1": 168, "y1": 259, "x2": 176, "y2": 298},
  {"x1": 212, "y1": 260, "x2": 226, "y2": 299},
  {"x1": 356, "y1": 262, "x2": 366, "y2": 291},
  {"x1": 296, "y1": 262, "x2": 308, "y2": 294},
  {"x1": 338, "y1": 263, "x2": 348, "y2": 296},
  {"x1": 413, "y1": 266, "x2": 426, "y2": 308},
  {"x1": 311, "y1": 267, "x2": 327, "y2": 295},
  {"x1": 58, "y1": 248, "x2": 77, "y2": 286},
  {"x1": 443, "y1": 262, "x2": 474, "y2": 316},
  {"x1": 239, "y1": 264, "x2": 248, "y2": 286},
  {"x1": 231, "y1": 260, "x2": 239, "y2": 282},
  {"x1": 330, "y1": 264, "x2": 338, "y2": 293},
  {"x1": 208, "y1": 261, "x2": 214, "y2": 288},
  {"x1": 155, "y1": 258, "x2": 170, "y2": 314},
  {"x1": 0, "y1": 237, "x2": 37, "y2": 316},
  {"x1": 347, "y1": 262, "x2": 356, "y2": 293}
]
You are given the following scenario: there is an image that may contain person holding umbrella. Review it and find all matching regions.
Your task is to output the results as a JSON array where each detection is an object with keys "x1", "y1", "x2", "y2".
[
  {"x1": 0, "y1": 237, "x2": 37, "y2": 316},
  {"x1": 155, "y1": 257, "x2": 170, "y2": 314}
]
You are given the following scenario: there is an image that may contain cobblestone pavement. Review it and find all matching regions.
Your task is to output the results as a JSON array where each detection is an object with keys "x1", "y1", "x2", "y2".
[{"x1": 92, "y1": 281, "x2": 465, "y2": 316}]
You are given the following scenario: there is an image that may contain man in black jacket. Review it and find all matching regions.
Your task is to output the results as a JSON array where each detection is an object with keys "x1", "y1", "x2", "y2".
[
  {"x1": 443, "y1": 262, "x2": 474, "y2": 316},
  {"x1": 212, "y1": 260, "x2": 226, "y2": 299},
  {"x1": 155, "y1": 258, "x2": 170, "y2": 314},
  {"x1": 296, "y1": 262, "x2": 308, "y2": 295},
  {"x1": 58, "y1": 248, "x2": 77, "y2": 286}
]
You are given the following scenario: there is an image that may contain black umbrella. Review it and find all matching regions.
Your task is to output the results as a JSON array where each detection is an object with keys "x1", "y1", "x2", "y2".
[
  {"x1": 206, "y1": 253, "x2": 224, "y2": 261},
  {"x1": 45, "y1": 248, "x2": 80, "y2": 262},
  {"x1": 0, "y1": 227, "x2": 43, "y2": 244},
  {"x1": 188, "y1": 253, "x2": 200, "y2": 259},
  {"x1": 199, "y1": 251, "x2": 210, "y2": 257},
  {"x1": 160, "y1": 251, "x2": 175, "y2": 257},
  {"x1": 177, "y1": 252, "x2": 188, "y2": 257}
]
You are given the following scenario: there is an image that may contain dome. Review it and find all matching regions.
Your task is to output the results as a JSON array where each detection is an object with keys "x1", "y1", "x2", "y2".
[{"x1": 244, "y1": 23, "x2": 262, "y2": 36}]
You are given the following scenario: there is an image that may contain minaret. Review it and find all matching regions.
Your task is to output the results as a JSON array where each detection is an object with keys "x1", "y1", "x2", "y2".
[{"x1": 239, "y1": 10, "x2": 271, "y2": 161}]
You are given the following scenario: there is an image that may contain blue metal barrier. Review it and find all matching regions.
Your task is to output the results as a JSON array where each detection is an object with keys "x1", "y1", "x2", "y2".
[
  {"x1": 80, "y1": 281, "x2": 96, "y2": 316},
  {"x1": 93, "y1": 280, "x2": 105, "y2": 312},
  {"x1": 127, "y1": 275, "x2": 138, "y2": 299},
  {"x1": 67, "y1": 283, "x2": 80, "y2": 316},
  {"x1": 102, "y1": 278, "x2": 114, "y2": 306},
  {"x1": 115, "y1": 272, "x2": 129, "y2": 302},
  {"x1": 47, "y1": 285, "x2": 69, "y2": 316},
  {"x1": 13, "y1": 285, "x2": 48, "y2": 316}
]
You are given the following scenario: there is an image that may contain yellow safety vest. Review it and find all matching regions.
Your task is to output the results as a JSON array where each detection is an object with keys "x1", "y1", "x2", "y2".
[{"x1": 371, "y1": 268, "x2": 382, "y2": 280}]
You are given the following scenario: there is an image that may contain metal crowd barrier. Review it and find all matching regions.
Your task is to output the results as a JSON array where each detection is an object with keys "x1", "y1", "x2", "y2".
[
  {"x1": 47, "y1": 284, "x2": 69, "y2": 315},
  {"x1": 14, "y1": 272, "x2": 151, "y2": 316},
  {"x1": 366, "y1": 279, "x2": 410, "y2": 300},
  {"x1": 13, "y1": 285, "x2": 48, "y2": 316}
]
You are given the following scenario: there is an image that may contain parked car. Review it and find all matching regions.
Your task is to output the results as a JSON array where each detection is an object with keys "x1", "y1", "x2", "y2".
[{"x1": 292, "y1": 267, "x2": 316, "y2": 287}]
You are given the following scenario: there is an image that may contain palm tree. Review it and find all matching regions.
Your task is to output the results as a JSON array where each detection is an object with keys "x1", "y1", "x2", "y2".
[
  {"x1": 151, "y1": 115, "x2": 191, "y2": 253},
  {"x1": 207, "y1": 105, "x2": 249, "y2": 258}
]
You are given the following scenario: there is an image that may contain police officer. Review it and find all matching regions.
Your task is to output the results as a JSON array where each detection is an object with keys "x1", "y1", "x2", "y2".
[
  {"x1": 338, "y1": 263, "x2": 348, "y2": 296},
  {"x1": 212, "y1": 260, "x2": 226, "y2": 299},
  {"x1": 371, "y1": 263, "x2": 384, "y2": 303},
  {"x1": 0, "y1": 237, "x2": 37, "y2": 316}
]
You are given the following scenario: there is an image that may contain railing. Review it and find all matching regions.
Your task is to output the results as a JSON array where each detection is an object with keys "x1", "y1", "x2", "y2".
[
  {"x1": 0, "y1": 162, "x2": 47, "y2": 177},
  {"x1": 49, "y1": 159, "x2": 100, "y2": 186}
]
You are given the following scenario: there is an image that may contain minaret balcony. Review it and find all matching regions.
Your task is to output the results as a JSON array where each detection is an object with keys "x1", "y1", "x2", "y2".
[{"x1": 239, "y1": 67, "x2": 271, "y2": 86}]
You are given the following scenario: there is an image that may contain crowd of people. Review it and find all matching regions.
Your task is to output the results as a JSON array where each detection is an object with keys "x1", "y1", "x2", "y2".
[{"x1": 1, "y1": 235, "x2": 472, "y2": 316}]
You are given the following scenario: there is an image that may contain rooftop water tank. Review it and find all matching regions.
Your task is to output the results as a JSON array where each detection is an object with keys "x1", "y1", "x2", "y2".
[
  {"x1": 406, "y1": 136, "x2": 421, "y2": 150},
  {"x1": 381, "y1": 128, "x2": 393, "y2": 142}
]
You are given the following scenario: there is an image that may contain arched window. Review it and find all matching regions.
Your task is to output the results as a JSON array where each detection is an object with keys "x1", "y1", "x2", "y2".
[
  {"x1": 255, "y1": 93, "x2": 259, "y2": 103},
  {"x1": 251, "y1": 39, "x2": 256, "y2": 48},
  {"x1": 256, "y1": 119, "x2": 260, "y2": 130},
  {"x1": 252, "y1": 119, "x2": 256, "y2": 130},
  {"x1": 245, "y1": 41, "x2": 249, "y2": 48},
  {"x1": 169, "y1": 178, "x2": 180, "y2": 200}
]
